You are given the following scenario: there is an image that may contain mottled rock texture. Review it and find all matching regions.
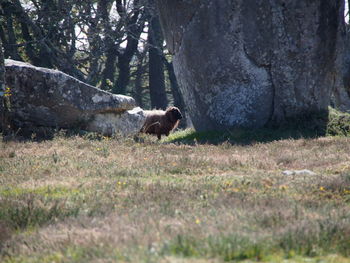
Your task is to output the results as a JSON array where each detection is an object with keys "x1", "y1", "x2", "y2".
[
  {"x1": 157, "y1": 0, "x2": 344, "y2": 131},
  {"x1": 2, "y1": 59, "x2": 144, "y2": 136},
  {"x1": 87, "y1": 107, "x2": 146, "y2": 136},
  {"x1": 336, "y1": 27, "x2": 350, "y2": 111}
]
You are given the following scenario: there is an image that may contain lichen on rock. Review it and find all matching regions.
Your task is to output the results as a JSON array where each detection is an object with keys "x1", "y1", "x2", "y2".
[
  {"x1": 157, "y1": 0, "x2": 343, "y2": 131},
  {"x1": 2, "y1": 59, "x2": 143, "y2": 137}
]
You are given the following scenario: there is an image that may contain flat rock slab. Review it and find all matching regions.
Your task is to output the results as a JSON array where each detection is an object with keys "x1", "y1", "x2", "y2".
[{"x1": 2, "y1": 59, "x2": 144, "y2": 137}]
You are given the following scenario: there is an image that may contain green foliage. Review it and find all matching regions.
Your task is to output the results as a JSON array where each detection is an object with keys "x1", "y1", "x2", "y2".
[
  {"x1": 327, "y1": 108, "x2": 350, "y2": 136},
  {"x1": 161, "y1": 214, "x2": 350, "y2": 260},
  {"x1": 161, "y1": 234, "x2": 267, "y2": 261},
  {"x1": 0, "y1": 186, "x2": 82, "y2": 230}
]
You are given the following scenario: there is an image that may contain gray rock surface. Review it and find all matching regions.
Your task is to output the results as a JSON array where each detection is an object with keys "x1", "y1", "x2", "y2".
[
  {"x1": 282, "y1": 169, "x2": 317, "y2": 176},
  {"x1": 334, "y1": 25, "x2": 350, "y2": 111},
  {"x1": 87, "y1": 107, "x2": 146, "y2": 136},
  {"x1": 157, "y1": 0, "x2": 344, "y2": 131},
  {"x1": 3, "y1": 59, "x2": 143, "y2": 136}
]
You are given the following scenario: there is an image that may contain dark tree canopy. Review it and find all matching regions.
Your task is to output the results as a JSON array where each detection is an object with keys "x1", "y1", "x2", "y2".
[{"x1": 0, "y1": 0, "x2": 185, "y2": 114}]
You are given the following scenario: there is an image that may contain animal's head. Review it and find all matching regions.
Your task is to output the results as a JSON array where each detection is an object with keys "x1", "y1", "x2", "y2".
[{"x1": 165, "y1": 106, "x2": 183, "y2": 122}]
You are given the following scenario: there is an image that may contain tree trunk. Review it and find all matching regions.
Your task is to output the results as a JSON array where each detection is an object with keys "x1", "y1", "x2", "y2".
[
  {"x1": 148, "y1": 11, "x2": 168, "y2": 109},
  {"x1": 334, "y1": 22, "x2": 350, "y2": 111},
  {"x1": 0, "y1": 39, "x2": 4, "y2": 96},
  {"x1": 3, "y1": 3, "x2": 22, "y2": 61},
  {"x1": 164, "y1": 58, "x2": 187, "y2": 128},
  {"x1": 156, "y1": 0, "x2": 344, "y2": 131},
  {"x1": 113, "y1": 38, "x2": 142, "y2": 95},
  {"x1": 100, "y1": 47, "x2": 118, "y2": 91},
  {"x1": 132, "y1": 50, "x2": 147, "y2": 108},
  {"x1": 19, "y1": 21, "x2": 40, "y2": 65},
  {"x1": 99, "y1": 0, "x2": 118, "y2": 91},
  {"x1": 0, "y1": 5, "x2": 5, "y2": 133},
  {"x1": 113, "y1": 0, "x2": 145, "y2": 94},
  {"x1": 84, "y1": 1, "x2": 103, "y2": 85},
  {"x1": 115, "y1": 56, "x2": 133, "y2": 94},
  {"x1": 0, "y1": 38, "x2": 7, "y2": 133}
]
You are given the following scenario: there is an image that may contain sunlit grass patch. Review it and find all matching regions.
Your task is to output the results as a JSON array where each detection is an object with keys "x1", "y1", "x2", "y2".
[
  {"x1": 1, "y1": 245, "x2": 130, "y2": 263},
  {"x1": 2, "y1": 127, "x2": 350, "y2": 262},
  {"x1": 159, "y1": 210, "x2": 350, "y2": 260},
  {"x1": 0, "y1": 186, "x2": 87, "y2": 230},
  {"x1": 0, "y1": 197, "x2": 80, "y2": 230},
  {"x1": 0, "y1": 186, "x2": 81, "y2": 199},
  {"x1": 164, "y1": 127, "x2": 314, "y2": 145},
  {"x1": 161, "y1": 234, "x2": 268, "y2": 261},
  {"x1": 165, "y1": 108, "x2": 350, "y2": 145},
  {"x1": 163, "y1": 128, "x2": 236, "y2": 144}
]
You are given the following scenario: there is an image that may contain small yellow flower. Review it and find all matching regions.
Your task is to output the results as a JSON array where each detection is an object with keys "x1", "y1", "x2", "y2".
[
  {"x1": 195, "y1": 219, "x2": 201, "y2": 224},
  {"x1": 280, "y1": 185, "x2": 288, "y2": 190},
  {"x1": 319, "y1": 186, "x2": 325, "y2": 191},
  {"x1": 4, "y1": 87, "x2": 11, "y2": 97}
]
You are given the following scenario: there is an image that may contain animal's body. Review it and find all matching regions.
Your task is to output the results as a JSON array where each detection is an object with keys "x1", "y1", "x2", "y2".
[{"x1": 140, "y1": 107, "x2": 182, "y2": 139}]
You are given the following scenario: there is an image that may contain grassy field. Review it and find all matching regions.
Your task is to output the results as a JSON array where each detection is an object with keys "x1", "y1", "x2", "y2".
[{"x1": 1, "y1": 127, "x2": 350, "y2": 262}]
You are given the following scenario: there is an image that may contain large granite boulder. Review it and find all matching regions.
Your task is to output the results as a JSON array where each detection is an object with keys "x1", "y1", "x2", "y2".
[
  {"x1": 2, "y1": 59, "x2": 145, "y2": 137},
  {"x1": 156, "y1": 0, "x2": 344, "y2": 131}
]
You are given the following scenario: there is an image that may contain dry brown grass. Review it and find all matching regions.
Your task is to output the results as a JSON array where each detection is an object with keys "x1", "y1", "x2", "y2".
[{"x1": 1, "y1": 133, "x2": 350, "y2": 262}]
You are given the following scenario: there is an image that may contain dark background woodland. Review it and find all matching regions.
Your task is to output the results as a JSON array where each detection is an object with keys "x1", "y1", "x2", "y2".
[{"x1": 0, "y1": 0, "x2": 185, "y2": 113}]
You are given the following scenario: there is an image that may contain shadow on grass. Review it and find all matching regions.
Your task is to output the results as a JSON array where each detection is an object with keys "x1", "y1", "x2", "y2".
[
  {"x1": 2, "y1": 108, "x2": 350, "y2": 144},
  {"x1": 165, "y1": 108, "x2": 350, "y2": 145},
  {"x1": 164, "y1": 127, "x2": 321, "y2": 146}
]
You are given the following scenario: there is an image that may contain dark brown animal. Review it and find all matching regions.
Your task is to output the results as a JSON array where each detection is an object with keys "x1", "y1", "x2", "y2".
[{"x1": 140, "y1": 106, "x2": 182, "y2": 139}]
